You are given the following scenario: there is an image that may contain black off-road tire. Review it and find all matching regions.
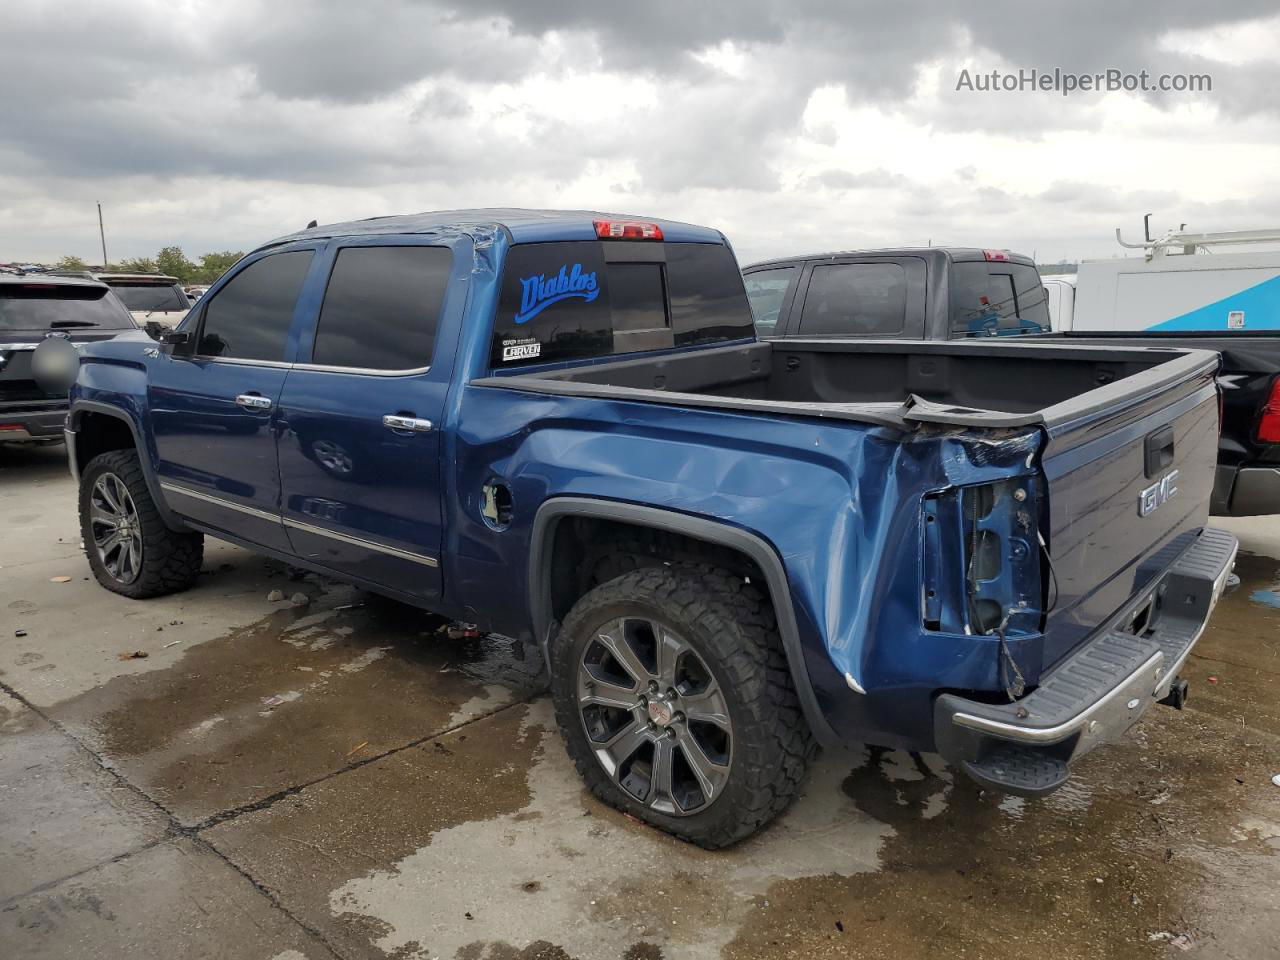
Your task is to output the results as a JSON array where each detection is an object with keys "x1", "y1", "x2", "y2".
[
  {"x1": 79, "y1": 450, "x2": 204, "y2": 599},
  {"x1": 551, "y1": 564, "x2": 816, "y2": 848}
]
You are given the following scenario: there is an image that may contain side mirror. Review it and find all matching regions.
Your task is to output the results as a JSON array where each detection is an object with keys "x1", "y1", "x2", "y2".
[{"x1": 144, "y1": 321, "x2": 191, "y2": 349}]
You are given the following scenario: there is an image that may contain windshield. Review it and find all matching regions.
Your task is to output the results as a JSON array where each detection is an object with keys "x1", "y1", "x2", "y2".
[
  {"x1": 950, "y1": 261, "x2": 1049, "y2": 337},
  {"x1": 109, "y1": 282, "x2": 190, "y2": 312},
  {"x1": 0, "y1": 284, "x2": 135, "y2": 331}
]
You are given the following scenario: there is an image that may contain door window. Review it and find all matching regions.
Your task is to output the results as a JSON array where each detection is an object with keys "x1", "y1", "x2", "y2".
[
  {"x1": 312, "y1": 246, "x2": 452, "y2": 370},
  {"x1": 743, "y1": 267, "x2": 797, "y2": 335},
  {"x1": 798, "y1": 262, "x2": 907, "y2": 336},
  {"x1": 198, "y1": 251, "x2": 313, "y2": 361}
]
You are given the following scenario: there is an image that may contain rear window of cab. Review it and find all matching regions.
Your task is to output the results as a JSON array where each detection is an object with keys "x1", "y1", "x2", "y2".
[
  {"x1": 950, "y1": 261, "x2": 1049, "y2": 337},
  {"x1": 108, "y1": 282, "x2": 190, "y2": 313},
  {"x1": 490, "y1": 241, "x2": 754, "y2": 368}
]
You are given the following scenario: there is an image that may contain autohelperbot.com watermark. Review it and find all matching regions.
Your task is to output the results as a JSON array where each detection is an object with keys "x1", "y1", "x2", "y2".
[{"x1": 955, "y1": 67, "x2": 1212, "y2": 96}]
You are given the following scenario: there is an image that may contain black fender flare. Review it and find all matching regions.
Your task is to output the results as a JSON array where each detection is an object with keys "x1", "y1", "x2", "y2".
[
  {"x1": 67, "y1": 400, "x2": 189, "y2": 532},
  {"x1": 528, "y1": 496, "x2": 839, "y2": 745}
]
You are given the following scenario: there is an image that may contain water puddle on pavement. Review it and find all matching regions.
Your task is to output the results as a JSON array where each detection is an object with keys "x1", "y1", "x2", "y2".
[
  {"x1": 315, "y1": 552, "x2": 1279, "y2": 960},
  {"x1": 721, "y1": 550, "x2": 1280, "y2": 960},
  {"x1": 48, "y1": 584, "x2": 546, "y2": 824},
  {"x1": 32, "y1": 550, "x2": 1279, "y2": 959},
  {"x1": 325, "y1": 702, "x2": 890, "y2": 960}
]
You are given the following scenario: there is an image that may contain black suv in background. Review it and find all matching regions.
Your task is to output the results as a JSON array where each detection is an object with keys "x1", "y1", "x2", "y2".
[
  {"x1": 743, "y1": 247, "x2": 1048, "y2": 340},
  {"x1": 1, "y1": 275, "x2": 137, "y2": 444}
]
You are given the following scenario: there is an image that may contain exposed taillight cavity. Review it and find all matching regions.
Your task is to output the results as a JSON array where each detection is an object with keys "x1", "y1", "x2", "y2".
[
  {"x1": 921, "y1": 477, "x2": 1042, "y2": 636},
  {"x1": 594, "y1": 220, "x2": 664, "y2": 241},
  {"x1": 1257, "y1": 375, "x2": 1280, "y2": 444},
  {"x1": 983, "y1": 249, "x2": 1011, "y2": 262}
]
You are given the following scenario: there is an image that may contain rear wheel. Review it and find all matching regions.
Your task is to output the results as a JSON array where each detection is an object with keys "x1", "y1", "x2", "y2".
[
  {"x1": 79, "y1": 450, "x2": 204, "y2": 599},
  {"x1": 551, "y1": 565, "x2": 814, "y2": 848}
]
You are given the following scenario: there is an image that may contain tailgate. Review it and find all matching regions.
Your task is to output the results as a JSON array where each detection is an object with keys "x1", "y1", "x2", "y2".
[{"x1": 1038, "y1": 352, "x2": 1220, "y2": 667}]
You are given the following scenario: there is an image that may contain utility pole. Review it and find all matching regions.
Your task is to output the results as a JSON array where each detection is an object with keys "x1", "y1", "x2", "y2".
[{"x1": 97, "y1": 203, "x2": 108, "y2": 268}]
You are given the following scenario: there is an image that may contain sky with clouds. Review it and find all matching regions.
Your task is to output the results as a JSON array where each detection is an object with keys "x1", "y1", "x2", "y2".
[{"x1": 3, "y1": 0, "x2": 1279, "y2": 266}]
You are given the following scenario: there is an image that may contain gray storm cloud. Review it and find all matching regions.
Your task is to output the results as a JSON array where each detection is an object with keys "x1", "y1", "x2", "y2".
[{"x1": 2, "y1": 0, "x2": 1277, "y2": 263}]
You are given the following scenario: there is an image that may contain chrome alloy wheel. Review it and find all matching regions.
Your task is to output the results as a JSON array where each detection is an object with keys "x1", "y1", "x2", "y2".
[
  {"x1": 89, "y1": 472, "x2": 143, "y2": 584},
  {"x1": 576, "y1": 617, "x2": 733, "y2": 815}
]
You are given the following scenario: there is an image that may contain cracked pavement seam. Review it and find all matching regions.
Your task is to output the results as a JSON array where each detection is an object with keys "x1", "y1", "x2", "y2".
[{"x1": 0, "y1": 673, "x2": 539, "y2": 959}]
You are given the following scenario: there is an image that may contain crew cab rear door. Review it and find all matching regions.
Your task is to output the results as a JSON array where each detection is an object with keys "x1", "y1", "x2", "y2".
[{"x1": 275, "y1": 238, "x2": 454, "y2": 600}]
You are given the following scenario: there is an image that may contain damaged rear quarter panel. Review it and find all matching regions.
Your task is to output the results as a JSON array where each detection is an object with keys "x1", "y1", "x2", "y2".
[{"x1": 450, "y1": 382, "x2": 1044, "y2": 749}]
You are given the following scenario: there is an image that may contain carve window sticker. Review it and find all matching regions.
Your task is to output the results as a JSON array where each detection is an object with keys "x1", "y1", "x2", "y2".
[{"x1": 502, "y1": 337, "x2": 541, "y2": 361}]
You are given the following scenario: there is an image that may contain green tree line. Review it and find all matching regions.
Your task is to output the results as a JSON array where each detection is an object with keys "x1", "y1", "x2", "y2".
[{"x1": 55, "y1": 247, "x2": 245, "y2": 285}]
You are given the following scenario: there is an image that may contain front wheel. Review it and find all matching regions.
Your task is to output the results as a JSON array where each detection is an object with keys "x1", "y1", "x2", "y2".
[
  {"x1": 79, "y1": 450, "x2": 204, "y2": 599},
  {"x1": 551, "y1": 565, "x2": 815, "y2": 848}
]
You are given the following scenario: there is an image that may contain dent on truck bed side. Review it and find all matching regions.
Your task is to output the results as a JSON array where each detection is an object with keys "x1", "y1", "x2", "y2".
[{"x1": 450, "y1": 380, "x2": 1044, "y2": 749}]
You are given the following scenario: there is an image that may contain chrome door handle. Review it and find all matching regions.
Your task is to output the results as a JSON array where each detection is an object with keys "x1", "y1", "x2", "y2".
[
  {"x1": 235, "y1": 394, "x2": 272, "y2": 411},
  {"x1": 383, "y1": 414, "x2": 433, "y2": 433}
]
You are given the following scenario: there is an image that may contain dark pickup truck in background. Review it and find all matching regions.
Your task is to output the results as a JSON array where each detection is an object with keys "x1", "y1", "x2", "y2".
[
  {"x1": 745, "y1": 247, "x2": 1280, "y2": 515},
  {"x1": 1, "y1": 274, "x2": 138, "y2": 444},
  {"x1": 744, "y1": 247, "x2": 1048, "y2": 340},
  {"x1": 63, "y1": 210, "x2": 1235, "y2": 847}
]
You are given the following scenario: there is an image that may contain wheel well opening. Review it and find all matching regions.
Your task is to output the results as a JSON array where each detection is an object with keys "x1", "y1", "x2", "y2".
[
  {"x1": 74, "y1": 412, "x2": 136, "y2": 475},
  {"x1": 545, "y1": 516, "x2": 770, "y2": 628}
]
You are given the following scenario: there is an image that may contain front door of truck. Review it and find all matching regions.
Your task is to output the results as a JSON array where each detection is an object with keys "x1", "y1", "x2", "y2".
[
  {"x1": 148, "y1": 247, "x2": 319, "y2": 552},
  {"x1": 275, "y1": 241, "x2": 452, "y2": 601}
]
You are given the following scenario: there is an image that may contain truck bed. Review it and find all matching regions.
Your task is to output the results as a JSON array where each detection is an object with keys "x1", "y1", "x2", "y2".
[
  {"x1": 479, "y1": 337, "x2": 1218, "y2": 432},
  {"x1": 480, "y1": 335, "x2": 1221, "y2": 678}
]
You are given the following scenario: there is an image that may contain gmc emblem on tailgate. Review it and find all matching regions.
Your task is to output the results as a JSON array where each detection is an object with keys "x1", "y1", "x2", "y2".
[{"x1": 1139, "y1": 470, "x2": 1179, "y2": 517}]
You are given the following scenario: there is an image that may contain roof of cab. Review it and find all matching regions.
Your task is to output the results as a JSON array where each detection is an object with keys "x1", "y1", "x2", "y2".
[
  {"x1": 262, "y1": 208, "x2": 725, "y2": 250},
  {"x1": 745, "y1": 247, "x2": 1037, "y2": 270}
]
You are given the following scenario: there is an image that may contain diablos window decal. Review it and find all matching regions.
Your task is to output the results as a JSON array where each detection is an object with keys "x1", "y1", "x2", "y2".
[{"x1": 515, "y1": 263, "x2": 599, "y2": 324}]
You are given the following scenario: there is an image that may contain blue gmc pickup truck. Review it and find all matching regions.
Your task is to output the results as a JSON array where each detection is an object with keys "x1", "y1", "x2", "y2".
[{"x1": 63, "y1": 209, "x2": 1237, "y2": 847}]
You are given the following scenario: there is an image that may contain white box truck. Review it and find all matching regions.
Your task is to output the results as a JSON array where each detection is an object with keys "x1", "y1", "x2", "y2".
[{"x1": 1045, "y1": 226, "x2": 1280, "y2": 515}]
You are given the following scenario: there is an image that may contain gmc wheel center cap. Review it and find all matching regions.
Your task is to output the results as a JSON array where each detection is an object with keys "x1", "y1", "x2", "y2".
[{"x1": 647, "y1": 698, "x2": 674, "y2": 727}]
